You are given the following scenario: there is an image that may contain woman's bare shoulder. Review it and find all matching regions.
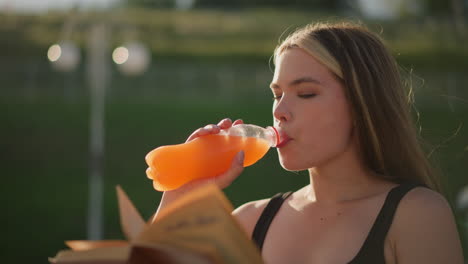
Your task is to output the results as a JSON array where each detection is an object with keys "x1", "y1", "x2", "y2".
[
  {"x1": 390, "y1": 186, "x2": 464, "y2": 263},
  {"x1": 402, "y1": 185, "x2": 447, "y2": 203},
  {"x1": 232, "y1": 198, "x2": 271, "y2": 237},
  {"x1": 395, "y1": 186, "x2": 455, "y2": 223}
]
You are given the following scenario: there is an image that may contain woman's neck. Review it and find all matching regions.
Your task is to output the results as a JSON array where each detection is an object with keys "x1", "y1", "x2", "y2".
[{"x1": 306, "y1": 144, "x2": 385, "y2": 205}]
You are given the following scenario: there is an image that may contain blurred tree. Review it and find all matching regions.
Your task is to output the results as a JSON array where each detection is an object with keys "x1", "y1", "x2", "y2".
[
  {"x1": 125, "y1": 0, "x2": 343, "y2": 10},
  {"x1": 423, "y1": 0, "x2": 451, "y2": 15},
  {"x1": 194, "y1": 0, "x2": 342, "y2": 9},
  {"x1": 126, "y1": 0, "x2": 175, "y2": 8},
  {"x1": 451, "y1": 0, "x2": 466, "y2": 37},
  {"x1": 422, "y1": 0, "x2": 466, "y2": 37}
]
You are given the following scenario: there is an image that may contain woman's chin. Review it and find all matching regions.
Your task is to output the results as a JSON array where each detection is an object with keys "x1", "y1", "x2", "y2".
[{"x1": 279, "y1": 159, "x2": 309, "y2": 172}]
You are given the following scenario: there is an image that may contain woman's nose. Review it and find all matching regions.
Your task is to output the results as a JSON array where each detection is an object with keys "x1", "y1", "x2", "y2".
[{"x1": 273, "y1": 99, "x2": 291, "y2": 124}]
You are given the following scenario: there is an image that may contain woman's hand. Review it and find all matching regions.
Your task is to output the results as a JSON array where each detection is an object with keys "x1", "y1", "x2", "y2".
[
  {"x1": 184, "y1": 118, "x2": 245, "y2": 188},
  {"x1": 186, "y1": 118, "x2": 243, "y2": 143},
  {"x1": 152, "y1": 118, "x2": 245, "y2": 222}
]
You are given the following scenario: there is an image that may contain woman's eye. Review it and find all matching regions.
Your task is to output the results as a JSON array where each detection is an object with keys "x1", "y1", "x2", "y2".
[
  {"x1": 299, "y1": 94, "x2": 316, "y2": 98},
  {"x1": 272, "y1": 95, "x2": 282, "y2": 101}
]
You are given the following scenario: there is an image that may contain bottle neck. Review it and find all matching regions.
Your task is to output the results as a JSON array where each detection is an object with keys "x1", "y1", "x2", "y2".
[
  {"x1": 220, "y1": 124, "x2": 278, "y2": 147},
  {"x1": 266, "y1": 126, "x2": 279, "y2": 147}
]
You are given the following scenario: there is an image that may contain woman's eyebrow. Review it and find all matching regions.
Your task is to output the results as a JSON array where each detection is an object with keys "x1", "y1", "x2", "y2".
[
  {"x1": 291, "y1": 77, "x2": 322, "y2": 86},
  {"x1": 270, "y1": 77, "x2": 321, "y2": 89}
]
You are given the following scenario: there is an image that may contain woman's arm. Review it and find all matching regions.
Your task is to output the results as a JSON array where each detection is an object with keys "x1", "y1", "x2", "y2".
[{"x1": 392, "y1": 187, "x2": 464, "y2": 263}]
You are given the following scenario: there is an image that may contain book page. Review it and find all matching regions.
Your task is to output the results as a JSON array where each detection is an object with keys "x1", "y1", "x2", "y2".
[
  {"x1": 50, "y1": 246, "x2": 131, "y2": 263},
  {"x1": 65, "y1": 240, "x2": 128, "y2": 251},
  {"x1": 116, "y1": 185, "x2": 146, "y2": 240},
  {"x1": 128, "y1": 244, "x2": 216, "y2": 264}
]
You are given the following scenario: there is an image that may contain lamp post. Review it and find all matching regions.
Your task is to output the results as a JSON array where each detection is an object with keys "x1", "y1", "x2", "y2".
[
  {"x1": 86, "y1": 23, "x2": 110, "y2": 240},
  {"x1": 48, "y1": 18, "x2": 150, "y2": 240},
  {"x1": 47, "y1": 23, "x2": 110, "y2": 240}
]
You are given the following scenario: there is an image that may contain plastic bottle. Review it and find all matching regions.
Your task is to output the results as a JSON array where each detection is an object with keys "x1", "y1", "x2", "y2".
[{"x1": 145, "y1": 124, "x2": 279, "y2": 191}]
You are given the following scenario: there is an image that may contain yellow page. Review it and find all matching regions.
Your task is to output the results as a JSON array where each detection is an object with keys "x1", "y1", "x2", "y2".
[{"x1": 50, "y1": 246, "x2": 130, "y2": 263}]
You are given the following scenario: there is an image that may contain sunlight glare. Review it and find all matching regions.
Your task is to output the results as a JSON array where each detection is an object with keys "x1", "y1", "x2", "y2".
[
  {"x1": 112, "y1": 47, "x2": 129, "y2": 65},
  {"x1": 47, "y1": 44, "x2": 62, "y2": 62}
]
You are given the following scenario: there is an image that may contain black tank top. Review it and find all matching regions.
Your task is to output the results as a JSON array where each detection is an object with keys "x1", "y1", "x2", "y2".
[{"x1": 251, "y1": 183, "x2": 424, "y2": 263}]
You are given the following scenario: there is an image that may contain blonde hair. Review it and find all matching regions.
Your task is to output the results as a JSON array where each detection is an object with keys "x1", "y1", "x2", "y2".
[{"x1": 274, "y1": 22, "x2": 440, "y2": 191}]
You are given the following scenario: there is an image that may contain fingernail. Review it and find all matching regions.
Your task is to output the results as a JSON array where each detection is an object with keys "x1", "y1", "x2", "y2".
[{"x1": 237, "y1": 151, "x2": 244, "y2": 164}]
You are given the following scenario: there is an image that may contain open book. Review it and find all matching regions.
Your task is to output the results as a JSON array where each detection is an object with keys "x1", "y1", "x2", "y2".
[{"x1": 49, "y1": 184, "x2": 264, "y2": 264}]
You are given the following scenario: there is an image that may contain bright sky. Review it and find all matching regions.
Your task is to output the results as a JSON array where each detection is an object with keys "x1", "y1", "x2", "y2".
[{"x1": 0, "y1": 0, "x2": 120, "y2": 13}]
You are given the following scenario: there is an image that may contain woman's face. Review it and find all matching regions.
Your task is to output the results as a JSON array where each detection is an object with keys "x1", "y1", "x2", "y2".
[{"x1": 271, "y1": 48, "x2": 355, "y2": 171}]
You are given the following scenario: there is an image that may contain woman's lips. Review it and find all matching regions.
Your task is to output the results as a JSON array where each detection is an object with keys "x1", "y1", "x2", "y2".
[
  {"x1": 275, "y1": 130, "x2": 292, "y2": 148},
  {"x1": 276, "y1": 138, "x2": 291, "y2": 148}
]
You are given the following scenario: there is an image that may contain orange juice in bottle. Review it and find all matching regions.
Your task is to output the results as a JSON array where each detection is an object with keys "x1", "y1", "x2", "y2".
[{"x1": 145, "y1": 124, "x2": 279, "y2": 191}]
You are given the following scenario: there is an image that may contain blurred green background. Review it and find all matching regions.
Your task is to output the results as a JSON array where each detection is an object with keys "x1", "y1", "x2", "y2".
[{"x1": 1, "y1": 0, "x2": 467, "y2": 263}]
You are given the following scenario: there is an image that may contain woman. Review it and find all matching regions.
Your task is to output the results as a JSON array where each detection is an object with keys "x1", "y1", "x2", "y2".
[{"x1": 154, "y1": 22, "x2": 464, "y2": 263}]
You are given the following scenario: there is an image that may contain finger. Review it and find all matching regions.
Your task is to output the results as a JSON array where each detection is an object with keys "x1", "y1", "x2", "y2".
[
  {"x1": 217, "y1": 118, "x2": 232, "y2": 129},
  {"x1": 186, "y1": 124, "x2": 221, "y2": 142},
  {"x1": 232, "y1": 119, "x2": 244, "y2": 126},
  {"x1": 203, "y1": 124, "x2": 221, "y2": 133},
  {"x1": 213, "y1": 150, "x2": 244, "y2": 189},
  {"x1": 186, "y1": 128, "x2": 203, "y2": 142}
]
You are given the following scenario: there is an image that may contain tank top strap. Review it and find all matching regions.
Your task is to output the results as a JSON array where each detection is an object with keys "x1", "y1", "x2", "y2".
[
  {"x1": 350, "y1": 182, "x2": 426, "y2": 263},
  {"x1": 252, "y1": 191, "x2": 293, "y2": 250}
]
